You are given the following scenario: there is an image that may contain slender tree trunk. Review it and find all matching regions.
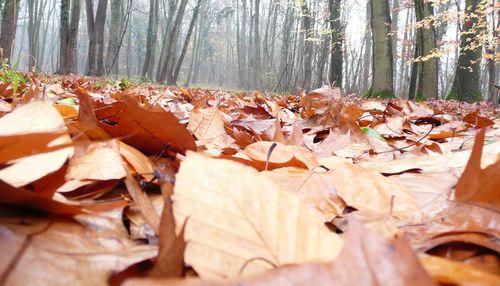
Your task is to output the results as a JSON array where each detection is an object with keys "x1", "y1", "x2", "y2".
[
  {"x1": 328, "y1": 0, "x2": 342, "y2": 88},
  {"x1": 105, "y1": 0, "x2": 122, "y2": 74},
  {"x1": 94, "y1": 0, "x2": 108, "y2": 76},
  {"x1": 67, "y1": 0, "x2": 80, "y2": 73},
  {"x1": 57, "y1": 0, "x2": 70, "y2": 74},
  {"x1": 141, "y1": 0, "x2": 159, "y2": 78},
  {"x1": 362, "y1": 0, "x2": 372, "y2": 93},
  {"x1": 253, "y1": 0, "x2": 261, "y2": 87},
  {"x1": 413, "y1": 0, "x2": 438, "y2": 99},
  {"x1": 85, "y1": 0, "x2": 96, "y2": 74},
  {"x1": 0, "y1": 0, "x2": 21, "y2": 63},
  {"x1": 487, "y1": 1, "x2": 498, "y2": 104},
  {"x1": 171, "y1": 0, "x2": 200, "y2": 83},
  {"x1": 157, "y1": 0, "x2": 188, "y2": 83},
  {"x1": 301, "y1": 0, "x2": 312, "y2": 90},
  {"x1": 449, "y1": 0, "x2": 485, "y2": 102},
  {"x1": 369, "y1": 0, "x2": 394, "y2": 97}
]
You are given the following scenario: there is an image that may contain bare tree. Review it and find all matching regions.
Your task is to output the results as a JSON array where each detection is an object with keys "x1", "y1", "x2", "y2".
[
  {"x1": 0, "y1": 0, "x2": 21, "y2": 63},
  {"x1": 369, "y1": 0, "x2": 394, "y2": 97}
]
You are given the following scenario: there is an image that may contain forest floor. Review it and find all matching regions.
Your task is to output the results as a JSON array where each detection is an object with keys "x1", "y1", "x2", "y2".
[{"x1": 0, "y1": 74, "x2": 499, "y2": 286}]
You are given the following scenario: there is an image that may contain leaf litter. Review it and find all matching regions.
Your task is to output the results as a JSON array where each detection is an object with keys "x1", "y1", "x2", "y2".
[{"x1": 0, "y1": 76, "x2": 499, "y2": 285}]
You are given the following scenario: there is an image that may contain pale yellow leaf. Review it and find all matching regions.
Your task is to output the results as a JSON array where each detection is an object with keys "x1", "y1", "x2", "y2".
[
  {"x1": 420, "y1": 254, "x2": 500, "y2": 286},
  {"x1": 173, "y1": 152, "x2": 343, "y2": 279},
  {"x1": 67, "y1": 141, "x2": 127, "y2": 181},
  {"x1": 0, "y1": 101, "x2": 73, "y2": 187},
  {"x1": 187, "y1": 107, "x2": 236, "y2": 149},
  {"x1": 119, "y1": 141, "x2": 156, "y2": 181}
]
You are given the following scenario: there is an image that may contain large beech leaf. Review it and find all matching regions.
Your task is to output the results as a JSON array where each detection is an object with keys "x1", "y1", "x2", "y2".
[
  {"x1": 88, "y1": 93, "x2": 196, "y2": 155},
  {"x1": 123, "y1": 219, "x2": 436, "y2": 286},
  {"x1": 454, "y1": 128, "x2": 500, "y2": 210},
  {"x1": 0, "y1": 101, "x2": 73, "y2": 187},
  {"x1": 172, "y1": 152, "x2": 343, "y2": 278},
  {"x1": 187, "y1": 107, "x2": 236, "y2": 150},
  {"x1": 0, "y1": 211, "x2": 156, "y2": 286}
]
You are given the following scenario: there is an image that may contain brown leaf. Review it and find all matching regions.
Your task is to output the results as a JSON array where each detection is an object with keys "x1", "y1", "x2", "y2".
[
  {"x1": 0, "y1": 211, "x2": 156, "y2": 285},
  {"x1": 0, "y1": 101, "x2": 73, "y2": 187},
  {"x1": 244, "y1": 141, "x2": 318, "y2": 170},
  {"x1": 124, "y1": 173, "x2": 161, "y2": 235},
  {"x1": 0, "y1": 131, "x2": 68, "y2": 164},
  {"x1": 463, "y1": 111, "x2": 495, "y2": 128},
  {"x1": 263, "y1": 167, "x2": 347, "y2": 221},
  {"x1": 187, "y1": 107, "x2": 236, "y2": 150},
  {"x1": 0, "y1": 179, "x2": 83, "y2": 215},
  {"x1": 454, "y1": 128, "x2": 500, "y2": 210},
  {"x1": 420, "y1": 254, "x2": 500, "y2": 286},
  {"x1": 92, "y1": 93, "x2": 196, "y2": 155},
  {"x1": 123, "y1": 218, "x2": 436, "y2": 286},
  {"x1": 67, "y1": 141, "x2": 127, "y2": 181},
  {"x1": 331, "y1": 162, "x2": 422, "y2": 227}
]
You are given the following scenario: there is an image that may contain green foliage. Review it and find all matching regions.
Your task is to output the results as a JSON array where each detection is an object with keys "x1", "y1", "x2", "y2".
[
  {"x1": 362, "y1": 87, "x2": 373, "y2": 98},
  {"x1": 363, "y1": 87, "x2": 394, "y2": 99},
  {"x1": 446, "y1": 91, "x2": 483, "y2": 102},
  {"x1": 361, "y1": 127, "x2": 386, "y2": 142},
  {"x1": 413, "y1": 93, "x2": 426, "y2": 102},
  {"x1": 119, "y1": 78, "x2": 133, "y2": 90},
  {"x1": 0, "y1": 59, "x2": 27, "y2": 94}
]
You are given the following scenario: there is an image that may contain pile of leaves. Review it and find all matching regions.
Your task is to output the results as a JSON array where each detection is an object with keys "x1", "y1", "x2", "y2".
[{"x1": 0, "y1": 74, "x2": 499, "y2": 286}]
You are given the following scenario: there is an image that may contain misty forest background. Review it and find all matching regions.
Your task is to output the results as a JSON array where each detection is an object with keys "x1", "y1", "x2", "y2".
[{"x1": 0, "y1": 0, "x2": 498, "y2": 102}]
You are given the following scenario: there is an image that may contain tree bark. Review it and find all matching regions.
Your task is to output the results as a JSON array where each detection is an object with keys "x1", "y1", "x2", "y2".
[
  {"x1": 157, "y1": 0, "x2": 188, "y2": 83},
  {"x1": 449, "y1": 0, "x2": 485, "y2": 102},
  {"x1": 171, "y1": 0, "x2": 200, "y2": 83},
  {"x1": 141, "y1": 0, "x2": 159, "y2": 79},
  {"x1": 106, "y1": 0, "x2": 122, "y2": 74},
  {"x1": 328, "y1": 0, "x2": 342, "y2": 88},
  {"x1": 369, "y1": 0, "x2": 394, "y2": 97},
  {"x1": 0, "y1": 0, "x2": 21, "y2": 63},
  {"x1": 412, "y1": 0, "x2": 438, "y2": 99},
  {"x1": 301, "y1": 0, "x2": 312, "y2": 90},
  {"x1": 58, "y1": 0, "x2": 80, "y2": 74}
]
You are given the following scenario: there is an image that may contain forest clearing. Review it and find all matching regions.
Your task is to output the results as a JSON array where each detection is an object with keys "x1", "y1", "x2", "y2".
[{"x1": 0, "y1": 0, "x2": 499, "y2": 285}]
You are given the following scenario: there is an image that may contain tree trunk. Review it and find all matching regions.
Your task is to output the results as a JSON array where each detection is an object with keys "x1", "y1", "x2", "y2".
[
  {"x1": 58, "y1": 0, "x2": 70, "y2": 73},
  {"x1": 362, "y1": 0, "x2": 372, "y2": 93},
  {"x1": 105, "y1": 0, "x2": 122, "y2": 74},
  {"x1": 301, "y1": 0, "x2": 312, "y2": 90},
  {"x1": 171, "y1": 0, "x2": 200, "y2": 84},
  {"x1": 487, "y1": 1, "x2": 498, "y2": 104},
  {"x1": 449, "y1": 0, "x2": 485, "y2": 102},
  {"x1": 157, "y1": 0, "x2": 188, "y2": 83},
  {"x1": 369, "y1": 0, "x2": 394, "y2": 97},
  {"x1": 0, "y1": 0, "x2": 21, "y2": 63},
  {"x1": 413, "y1": 0, "x2": 438, "y2": 99},
  {"x1": 85, "y1": 0, "x2": 96, "y2": 75},
  {"x1": 328, "y1": 0, "x2": 342, "y2": 88},
  {"x1": 141, "y1": 0, "x2": 159, "y2": 79},
  {"x1": 94, "y1": 0, "x2": 108, "y2": 76}
]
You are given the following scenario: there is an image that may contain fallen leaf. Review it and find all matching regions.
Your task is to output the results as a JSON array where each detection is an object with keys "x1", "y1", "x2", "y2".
[
  {"x1": 454, "y1": 128, "x2": 500, "y2": 210},
  {"x1": 187, "y1": 107, "x2": 236, "y2": 150},
  {"x1": 332, "y1": 162, "x2": 422, "y2": 220},
  {"x1": 420, "y1": 254, "x2": 500, "y2": 286},
  {"x1": 0, "y1": 211, "x2": 156, "y2": 285},
  {"x1": 123, "y1": 218, "x2": 436, "y2": 286},
  {"x1": 0, "y1": 101, "x2": 73, "y2": 187},
  {"x1": 244, "y1": 141, "x2": 319, "y2": 170},
  {"x1": 124, "y1": 173, "x2": 161, "y2": 235},
  {"x1": 172, "y1": 151, "x2": 343, "y2": 278},
  {"x1": 67, "y1": 141, "x2": 127, "y2": 181},
  {"x1": 92, "y1": 93, "x2": 196, "y2": 155},
  {"x1": 463, "y1": 112, "x2": 494, "y2": 128}
]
